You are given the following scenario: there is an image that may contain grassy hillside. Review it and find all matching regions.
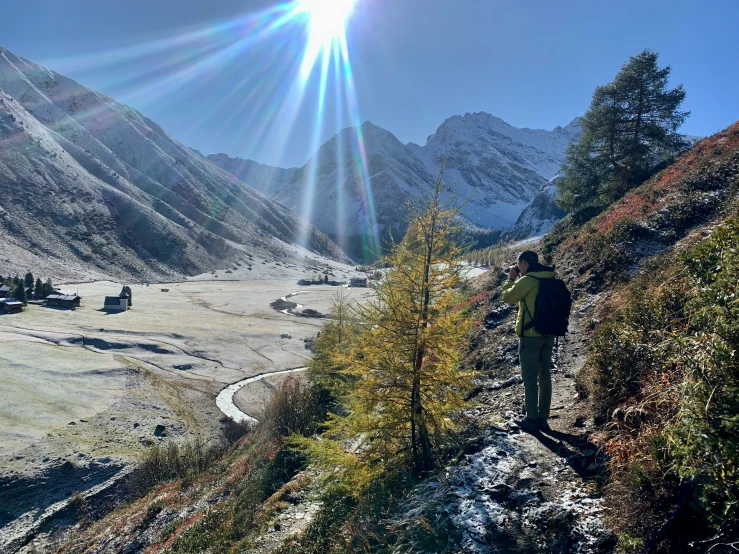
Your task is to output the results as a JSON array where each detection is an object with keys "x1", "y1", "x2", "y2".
[
  {"x1": 544, "y1": 121, "x2": 739, "y2": 551},
  {"x1": 545, "y1": 120, "x2": 739, "y2": 291}
]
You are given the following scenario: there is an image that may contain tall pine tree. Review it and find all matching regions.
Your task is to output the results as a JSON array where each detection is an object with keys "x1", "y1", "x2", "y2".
[
  {"x1": 14, "y1": 280, "x2": 28, "y2": 305},
  {"x1": 42, "y1": 278, "x2": 54, "y2": 297},
  {"x1": 120, "y1": 285, "x2": 132, "y2": 307},
  {"x1": 558, "y1": 50, "x2": 689, "y2": 211}
]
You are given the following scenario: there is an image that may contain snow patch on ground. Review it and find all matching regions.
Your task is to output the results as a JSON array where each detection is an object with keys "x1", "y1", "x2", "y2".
[{"x1": 391, "y1": 420, "x2": 611, "y2": 553}]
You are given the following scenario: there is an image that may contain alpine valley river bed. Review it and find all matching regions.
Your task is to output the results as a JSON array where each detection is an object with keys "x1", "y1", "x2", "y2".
[{"x1": 0, "y1": 276, "x2": 375, "y2": 552}]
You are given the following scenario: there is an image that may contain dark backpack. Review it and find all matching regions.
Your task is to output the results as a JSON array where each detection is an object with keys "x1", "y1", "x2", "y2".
[{"x1": 522, "y1": 277, "x2": 572, "y2": 336}]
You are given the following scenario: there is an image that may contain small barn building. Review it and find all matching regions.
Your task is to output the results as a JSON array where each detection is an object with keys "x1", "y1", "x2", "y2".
[
  {"x1": 45, "y1": 293, "x2": 82, "y2": 309},
  {"x1": 104, "y1": 294, "x2": 128, "y2": 312},
  {"x1": 350, "y1": 276, "x2": 368, "y2": 287},
  {"x1": 0, "y1": 298, "x2": 24, "y2": 314},
  {"x1": 0, "y1": 285, "x2": 10, "y2": 298}
]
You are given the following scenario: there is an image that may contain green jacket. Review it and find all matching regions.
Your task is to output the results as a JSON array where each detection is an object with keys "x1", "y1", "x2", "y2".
[{"x1": 501, "y1": 268, "x2": 557, "y2": 337}]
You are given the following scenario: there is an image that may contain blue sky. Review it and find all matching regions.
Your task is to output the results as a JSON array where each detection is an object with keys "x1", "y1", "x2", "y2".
[{"x1": 1, "y1": 0, "x2": 737, "y2": 167}]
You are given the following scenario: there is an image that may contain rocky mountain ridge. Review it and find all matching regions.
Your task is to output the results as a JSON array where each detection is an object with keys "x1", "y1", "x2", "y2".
[{"x1": 208, "y1": 115, "x2": 581, "y2": 257}]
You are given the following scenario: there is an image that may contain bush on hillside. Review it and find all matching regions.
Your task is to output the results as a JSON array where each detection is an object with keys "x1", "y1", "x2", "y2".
[
  {"x1": 263, "y1": 375, "x2": 328, "y2": 438},
  {"x1": 585, "y1": 216, "x2": 739, "y2": 544},
  {"x1": 131, "y1": 436, "x2": 227, "y2": 495},
  {"x1": 668, "y1": 219, "x2": 739, "y2": 529}
]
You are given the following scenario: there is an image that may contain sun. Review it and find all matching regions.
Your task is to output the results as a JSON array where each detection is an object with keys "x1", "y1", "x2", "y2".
[{"x1": 294, "y1": 0, "x2": 357, "y2": 80}]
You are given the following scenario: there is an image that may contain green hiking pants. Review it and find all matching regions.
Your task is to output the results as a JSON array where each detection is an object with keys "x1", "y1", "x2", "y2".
[{"x1": 518, "y1": 336, "x2": 555, "y2": 420}]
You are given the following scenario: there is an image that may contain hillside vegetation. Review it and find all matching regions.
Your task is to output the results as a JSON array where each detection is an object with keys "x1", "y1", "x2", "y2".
[
  {"x1": 545, "y1": 120, "x2": 739, "y2": 289},
  {"x1": 544, "y1": 119, "x2": 739, "y2": 551}
]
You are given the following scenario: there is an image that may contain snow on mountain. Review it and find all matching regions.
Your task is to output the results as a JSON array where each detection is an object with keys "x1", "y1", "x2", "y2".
[
  {"x1": 205, "y1": 154, "x2": 298, "y2": 197},
  {"x1": 0, "y1": 46, "x2": 347, "y2": 281},
  {"x1": 210, "y1": 114, "x2": 581, "y2": 257},
  {"x1": 409, "y1": 112, "x2": 580, "y2": 228},
  {"x1": 506, "y1": 175, "x2": 567, "y2": 241}
]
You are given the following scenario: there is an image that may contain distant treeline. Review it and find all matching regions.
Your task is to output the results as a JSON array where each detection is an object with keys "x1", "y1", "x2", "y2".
[{"x1": 2, "y1": 272, "x2": 55, "y2": 304}]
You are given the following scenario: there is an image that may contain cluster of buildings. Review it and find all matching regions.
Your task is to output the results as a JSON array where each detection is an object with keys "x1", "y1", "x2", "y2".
[
  {"x1": 349, "y1": 276, "x2": 368, "y2": 287},
  {"x1": 0, "y1": 284, "x2": 30, "y2": 298},
  {"x1": 0, "y1": 287, "x2": 83, "y2": 314},
  {"x1": 0, "y1": 285, "x2": 31, "y2": 314},
  {"x1": 0, "y1": 285, "x2": 130, "y2": 315}
]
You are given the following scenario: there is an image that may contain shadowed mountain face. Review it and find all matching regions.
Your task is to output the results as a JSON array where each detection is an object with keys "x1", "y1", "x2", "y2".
[
  {"x1": 0, "y1": 46, "x2": 346, "y2": 282},
  {"x1": 209, "y1": 115, "x2": 581, "y2": 259},
  {"x1": 506, "y1": 176, "x2": 568, "y2": 241}
]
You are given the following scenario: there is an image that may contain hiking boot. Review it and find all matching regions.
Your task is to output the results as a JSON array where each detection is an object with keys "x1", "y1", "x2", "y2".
[
  {"x1": 514, "y1": 417, "x2": 540, "y2": 433},
  {"x1": 538, "y1": 419, "x2": 552, "y2": 432}
]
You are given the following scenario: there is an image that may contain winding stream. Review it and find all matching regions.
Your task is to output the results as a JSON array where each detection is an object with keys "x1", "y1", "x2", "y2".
[{"x1": 215, "y1": 368, "x2": 307, "y2": 424}]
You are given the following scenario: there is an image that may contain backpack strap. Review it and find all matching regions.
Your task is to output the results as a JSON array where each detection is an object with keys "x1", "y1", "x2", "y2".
[
  {"x1": 521, "y1": 276, "x2": 539, "y2": 333},
  {"x1": 521, "y1": 298, "x2": 534, "y2": 333}
]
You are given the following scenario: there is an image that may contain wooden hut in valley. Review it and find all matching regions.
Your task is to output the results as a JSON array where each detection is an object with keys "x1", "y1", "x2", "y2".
[
  {"x1": 103, "y1": 293, "x2": 128, "y2": 312},
  {"x1": 45, "y1": 293, "x2": 82, "y2": 309},
  {"x1": 0, "y1": 298, "x2": 23, "y2": 314}
]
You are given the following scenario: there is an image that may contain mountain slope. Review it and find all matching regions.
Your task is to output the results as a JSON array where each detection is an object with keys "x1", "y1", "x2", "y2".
[
  {"x1": 209, "y1": 114, "x2": 581, "y2": 258},
  {"x1": 506, "y1": 176, "x2": 567, "y2": 240},
  {"x1": 0, "y1": 46, "x2": 346, "y2": 282},
  {"x1": 204, "y1": 154, "x2": 298, "y2": 197}
]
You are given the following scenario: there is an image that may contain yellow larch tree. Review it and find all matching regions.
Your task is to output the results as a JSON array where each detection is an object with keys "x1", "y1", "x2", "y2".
[{"x1": 318, "y1": 165, "x2": 475, "y2": 477}]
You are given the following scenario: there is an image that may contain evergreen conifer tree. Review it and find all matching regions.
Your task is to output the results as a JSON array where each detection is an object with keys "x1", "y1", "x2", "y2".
[
  {"x1": 42, "y1": 278, "x2": 54, "y2": 297},
  {"x1": 24, "y1": 272, "x2": 34, "y2": 289},
  {"x1": 558, "y1": 50, "x2": 689, "y2": 211},
  {"x1": 14, "y1": 280, "x2": 28, "y2": 305},
  {"x1": 120, "y1": 285, "x2": 132, "y2": 306},
  {"x1": 34, "y1": 278, "x2": 43, "y2": 299}
]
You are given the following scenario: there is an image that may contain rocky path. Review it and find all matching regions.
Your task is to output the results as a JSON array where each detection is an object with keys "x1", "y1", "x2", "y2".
[
  {"x1": 234, "y1": 292, "x2": 616, "y2": 554},
  {"x1": 390, "y1": 293, "x2": 614, "y2": 553}
]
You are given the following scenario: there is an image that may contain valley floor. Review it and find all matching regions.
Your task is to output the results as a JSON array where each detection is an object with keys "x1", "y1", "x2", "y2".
[{"x1": 0, "y1": 276, "x2": 374, "y2": 553}]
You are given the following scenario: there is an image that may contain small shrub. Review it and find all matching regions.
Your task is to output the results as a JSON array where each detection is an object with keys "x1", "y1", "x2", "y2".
[
  {"x1": 130, "y1": 436, "x2": 226, "y2": 495},
  {"x1": 616, "y1": 532, "x2": 645, "y2": 553},
  {"x1": 264, "y1": 376, "x2": 327, "y2": 438},
  {"x1": 142, "y1": 501, "x2": 165, "y2": 526},
  {"x1": 222, "y1": 418, "x2": 252, "y2": 444},
  {"x1": 68, "y1": 490, "x2": 89, "y2": 515}
]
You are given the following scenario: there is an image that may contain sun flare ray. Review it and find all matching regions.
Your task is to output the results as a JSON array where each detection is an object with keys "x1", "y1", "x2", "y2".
[{"x1": 48, "y1": 0, "x2": 376, "y2": 258}]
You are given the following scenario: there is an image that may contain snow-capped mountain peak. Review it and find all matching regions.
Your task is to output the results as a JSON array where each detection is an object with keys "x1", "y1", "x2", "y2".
[{"x1": 209, "y1": 113, "x2": 581, "y2": 258}]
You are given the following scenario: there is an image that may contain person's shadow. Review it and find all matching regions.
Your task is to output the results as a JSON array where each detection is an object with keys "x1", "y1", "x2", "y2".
[{"x1": 526, "y1": 426, "x2": 604, "y2": 479}]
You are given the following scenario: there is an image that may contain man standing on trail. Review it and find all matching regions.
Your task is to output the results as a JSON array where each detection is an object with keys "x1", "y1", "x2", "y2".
[{"x1": 502, "y1": 250, "x2": 557, "y2": 433}]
